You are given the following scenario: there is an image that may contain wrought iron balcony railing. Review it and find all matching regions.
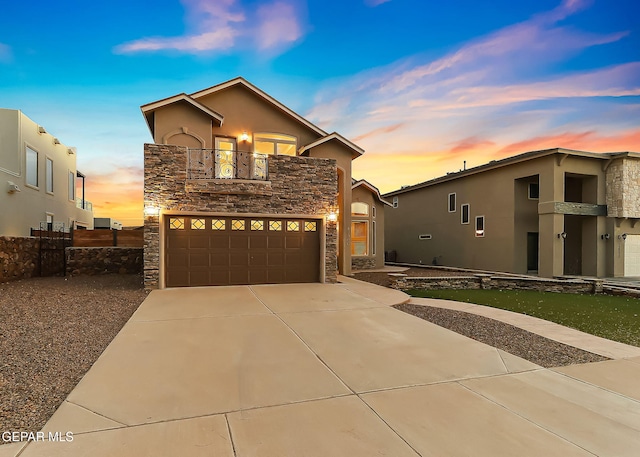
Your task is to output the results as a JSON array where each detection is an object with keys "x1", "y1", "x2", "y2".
[{"x1": 187, "y1": 149, "x2": 268, "y2": 181}]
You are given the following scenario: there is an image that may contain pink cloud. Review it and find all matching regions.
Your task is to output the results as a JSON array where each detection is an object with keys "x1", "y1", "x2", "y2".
[
  {"x1": 256, "y1": 2, "x2": 303, "y2": 51},
  {"x1": 114, "y1": 0, "x2": 304, "y2": 55},
  {"x1": 364, "y1": 0, "x2": 392, "y2": 6}
]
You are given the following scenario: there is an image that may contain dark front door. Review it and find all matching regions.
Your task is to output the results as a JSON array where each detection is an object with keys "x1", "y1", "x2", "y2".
[{"x1": 164, "y1": 216, "x2": 321, "y2": 287}]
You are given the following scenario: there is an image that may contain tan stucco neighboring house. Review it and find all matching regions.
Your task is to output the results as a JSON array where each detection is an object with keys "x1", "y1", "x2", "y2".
[
  {"x1": 384, "y1": 148, "x2": 640, "y2": 278},
  {"x1": 141, "y1": 77, "x2": 386, "y2": 288},
  {"x1": 0, "y1": 109, "x2": 93, "y2": 236}
]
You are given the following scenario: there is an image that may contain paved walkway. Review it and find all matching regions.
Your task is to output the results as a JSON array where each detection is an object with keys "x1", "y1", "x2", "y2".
[{"x1": 3, "y1": 280, "x2": 640, "y2": 456}]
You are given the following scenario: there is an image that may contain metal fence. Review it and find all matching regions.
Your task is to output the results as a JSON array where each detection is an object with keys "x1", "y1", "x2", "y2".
[{"x1": 187, "y1": 149, "x2": 268, "y2": 181}]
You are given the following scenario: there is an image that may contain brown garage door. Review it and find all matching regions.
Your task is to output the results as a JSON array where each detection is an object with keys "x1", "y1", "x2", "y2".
[{"x1": 165, "y1": 216, "x2": 321, "y2": 287}]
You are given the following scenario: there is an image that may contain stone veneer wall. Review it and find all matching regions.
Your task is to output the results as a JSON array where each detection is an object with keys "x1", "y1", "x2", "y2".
[
  {"x1": 351, "y1": 257, "x2": 377, "y2": 270},
  {"x1": 66, "y1": 247, "x2": 143, "y2": 276},
  {"x1": 144, "y1": 143, "x2": 339, "y2": 288},
  {"x1": 0, "y1": 236, "x2": 40, "y2": 282},
  {"x1": 606, "y1": 157, "x2": 640, "y2": 218},
  {"x1": 392, "y1": 275, "x2": 600, "y2": 294}
]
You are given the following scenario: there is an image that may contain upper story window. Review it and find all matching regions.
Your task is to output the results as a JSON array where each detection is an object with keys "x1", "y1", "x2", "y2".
[
  {"x1": 26, "y1": 146, "x2": 38, "y2": 187},
  {"x1": 254, "y1": 133, "x2": 297, "y2": 156},
  {"x1": 461, "y1": 203, "x2": 470, "y2": 224},
  {"x1": 46, "y1": 158, "x2": 54, "y2": 193},
  {"x1": 351, "y1": 202, "x2": 369, "y2": 217},
  {"x1": 528, "y1": 182, "x2": 540, "y2": 199},
  {"x1": 448, "y1": 193, "x2": 456, "y2": 212},
  {"x1": 68, "y1": 171, "x2": 75, "y2": 201}
]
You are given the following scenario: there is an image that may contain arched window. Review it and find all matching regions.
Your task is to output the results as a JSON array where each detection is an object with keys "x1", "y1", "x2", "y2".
[{"x1": 351, "y1": 202, "x2": 369, "y2": 216}]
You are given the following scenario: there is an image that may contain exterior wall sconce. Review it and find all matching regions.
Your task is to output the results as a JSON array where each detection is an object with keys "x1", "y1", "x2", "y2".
[
  {"x1": 557, "y1": 232, "x2": 567, "y2": 239},
  {"x1": 326, "y1": 212, "x2": 338, "y2": 222},
  {"x1": 53, "y1": 138, "x2": 61, "y2": 145},
  {"x1": 601, "y1": 233, "x2": 610, "y2": 240},
  {"x1": 144, "y1": 205, "x2": 160, "y2": 217},
  {"x1": 618, "y1": 233, "x2": 627, "y2": 240},
  {"x1": 240, "y1": 131, "x2": 249, "y2": 142}
]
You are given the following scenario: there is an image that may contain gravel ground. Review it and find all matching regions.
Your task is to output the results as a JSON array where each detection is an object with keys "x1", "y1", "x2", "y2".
[
  {"x1": 0, "y1": 275, "x2": 148, "y2": 438},
  {"x1": 394, "y1": 304, "x2": 609, "y2": 368},
  {"x1": 352, "y1": 269, "x2": 610, "y2": 368}
]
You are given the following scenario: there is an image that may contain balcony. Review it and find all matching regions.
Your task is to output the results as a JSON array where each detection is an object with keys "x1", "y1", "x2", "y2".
[
  {"x1": 187, "y1": 149, "x2": 268, "y2": 181},
  {"x1": 186, "y1": 149, "x2": 272, "y2": 196},
  {"x1": 76, "y1": 198, "x2": 93, "y2": 212}
]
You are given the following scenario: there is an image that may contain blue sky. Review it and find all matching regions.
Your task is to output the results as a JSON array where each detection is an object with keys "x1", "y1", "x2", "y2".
[{"x1": 1, "y1": 0, "x2": 638, "y2": 224}]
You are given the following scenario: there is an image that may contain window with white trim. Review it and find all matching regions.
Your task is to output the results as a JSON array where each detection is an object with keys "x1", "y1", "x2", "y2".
[
  {"x1": 26, "y1": 147, "x2": 38, "y2": 187},
  {"x1": 461, "y1": 204, "x2": 470, "y2": 224},
  {"x1": 475, "y1": 216, "x2": 485, "y2": 237},
  {"x1": 372, "y1": 220, "x2": 376, "y2": 255},
  {"x1": 46, "y1": 158, "x2": 53, "y2": 193},
  {"x1": 254, "y1": 133, "x2": 297, "y2": 156},
  {"x1": 351, "y1": 221, "x2": 368, "y2": 256},
  {"x1": 448, "y1": 193, "x2": 456, "y2": 212},
  {"x1": 351, "y1": 202, "x2": 369, "y2": 216}
]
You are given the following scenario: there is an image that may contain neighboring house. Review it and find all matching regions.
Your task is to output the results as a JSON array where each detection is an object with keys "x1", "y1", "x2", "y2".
[
  {"x1": 351, "y1": 179, "x2": 391, "y2": 270},
  {"x1": 0, "y1": 109, "x2": 93, "y2": 236},
  {"x1": 384, "y1": 148, "x2": 640, "y2": 278},
  {"x1": 141, "y1": 77, "x2": 385, "y2": 288}
]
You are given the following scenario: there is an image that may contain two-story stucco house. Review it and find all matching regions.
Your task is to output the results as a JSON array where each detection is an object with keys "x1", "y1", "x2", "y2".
[
  {"x1": 0, "y1": 109, "x2": 93, "y2": 236},
  {"x1": 384, "y1": 148, "x2": 640, "y2": 278},
  {"x1": 141, "y1": 77, "x2": 385, "y2": 288}
]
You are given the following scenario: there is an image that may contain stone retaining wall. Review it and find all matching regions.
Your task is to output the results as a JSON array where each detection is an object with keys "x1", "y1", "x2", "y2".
[
  {"x1": 0, "y1": 236, "x2": 40, "y2": 282},
  {"x1": 392, "y1": 275, "x2": 600, "y2": 294},
  {"x1": 66, "y1": 247, "x2": 143, "y2": 276},
  {"x1": 352, "y1": 257, "x2": 377, "y2": 270}
]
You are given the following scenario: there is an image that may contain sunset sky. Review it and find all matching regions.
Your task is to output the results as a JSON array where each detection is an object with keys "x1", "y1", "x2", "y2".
[{"x1": 1, "y1": 0, "x2": 638, "y2": 226}]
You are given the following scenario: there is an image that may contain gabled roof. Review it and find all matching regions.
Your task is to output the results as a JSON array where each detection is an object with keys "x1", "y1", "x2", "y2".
[
  {"x1": 189, "y1": 77, "x2": 328, "y2": 137},
  {"x1": 140, "y1": 93, "x2": 224, "y2": 137},
  {"x1": 352, "y1": 179, "x2": 393, "y2": 206},
  {"x1": 299, "y1": 132, "x2": 364, "y2": 159},
  {"x1": 384, "y1": 148, "x2": 640, "y2": 197}
]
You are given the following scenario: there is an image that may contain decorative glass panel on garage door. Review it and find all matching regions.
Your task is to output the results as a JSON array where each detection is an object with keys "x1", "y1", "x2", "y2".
[{"x1": 165, "y1": 216, "x2": 321, "y2": 287}]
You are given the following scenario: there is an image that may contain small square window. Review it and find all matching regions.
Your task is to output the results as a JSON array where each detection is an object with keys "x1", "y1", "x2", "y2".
[
  {"x1": 232, "y1": 219, "x2": 245, "y2": 231},
  {"x1": 528, "y1": 182, "x2": 540, "y2": 199},
  {"x1": 191, "y1": 218, "x2": 205, "y2": 230},
  {"x1": 170, "y1": 218, "x2": 185, "y2": 230},
  {"x1": 287, "y1": 221, "x2": 300, "y2": 231},
  {"x1": 269, "y1": 220, "x2": 282, "y2": 231},
  {"x1": 448, "y1": 193, "x2": 456, "y2": 212},
  {"x1": 304, "y1": 221, "x2": 317, "y2": 232},
  {"x1": 212, "y1": 219, "x2": 226, "y2": 230},
  {"x1": 251, "y1": 220, "x2": 264, "y2": 231}
]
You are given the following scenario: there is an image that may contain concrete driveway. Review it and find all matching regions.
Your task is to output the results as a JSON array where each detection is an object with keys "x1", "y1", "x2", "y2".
[{"x1": 6, "y1": 279, "x2": 640, "y2": 456}]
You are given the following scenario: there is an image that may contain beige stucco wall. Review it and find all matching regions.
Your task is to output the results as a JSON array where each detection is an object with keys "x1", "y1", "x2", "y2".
[
  {"x1": 385, "y1": 152, "x2": 619, "y2": 278},
  {"x1": 0, "y1": 109, "x2": 93, "y2": 236}
]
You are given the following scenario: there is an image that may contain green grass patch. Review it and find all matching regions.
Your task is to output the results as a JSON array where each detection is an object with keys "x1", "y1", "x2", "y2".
[{"x1": 409, "y1": 289, "x2": 640, "y2": 347}]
